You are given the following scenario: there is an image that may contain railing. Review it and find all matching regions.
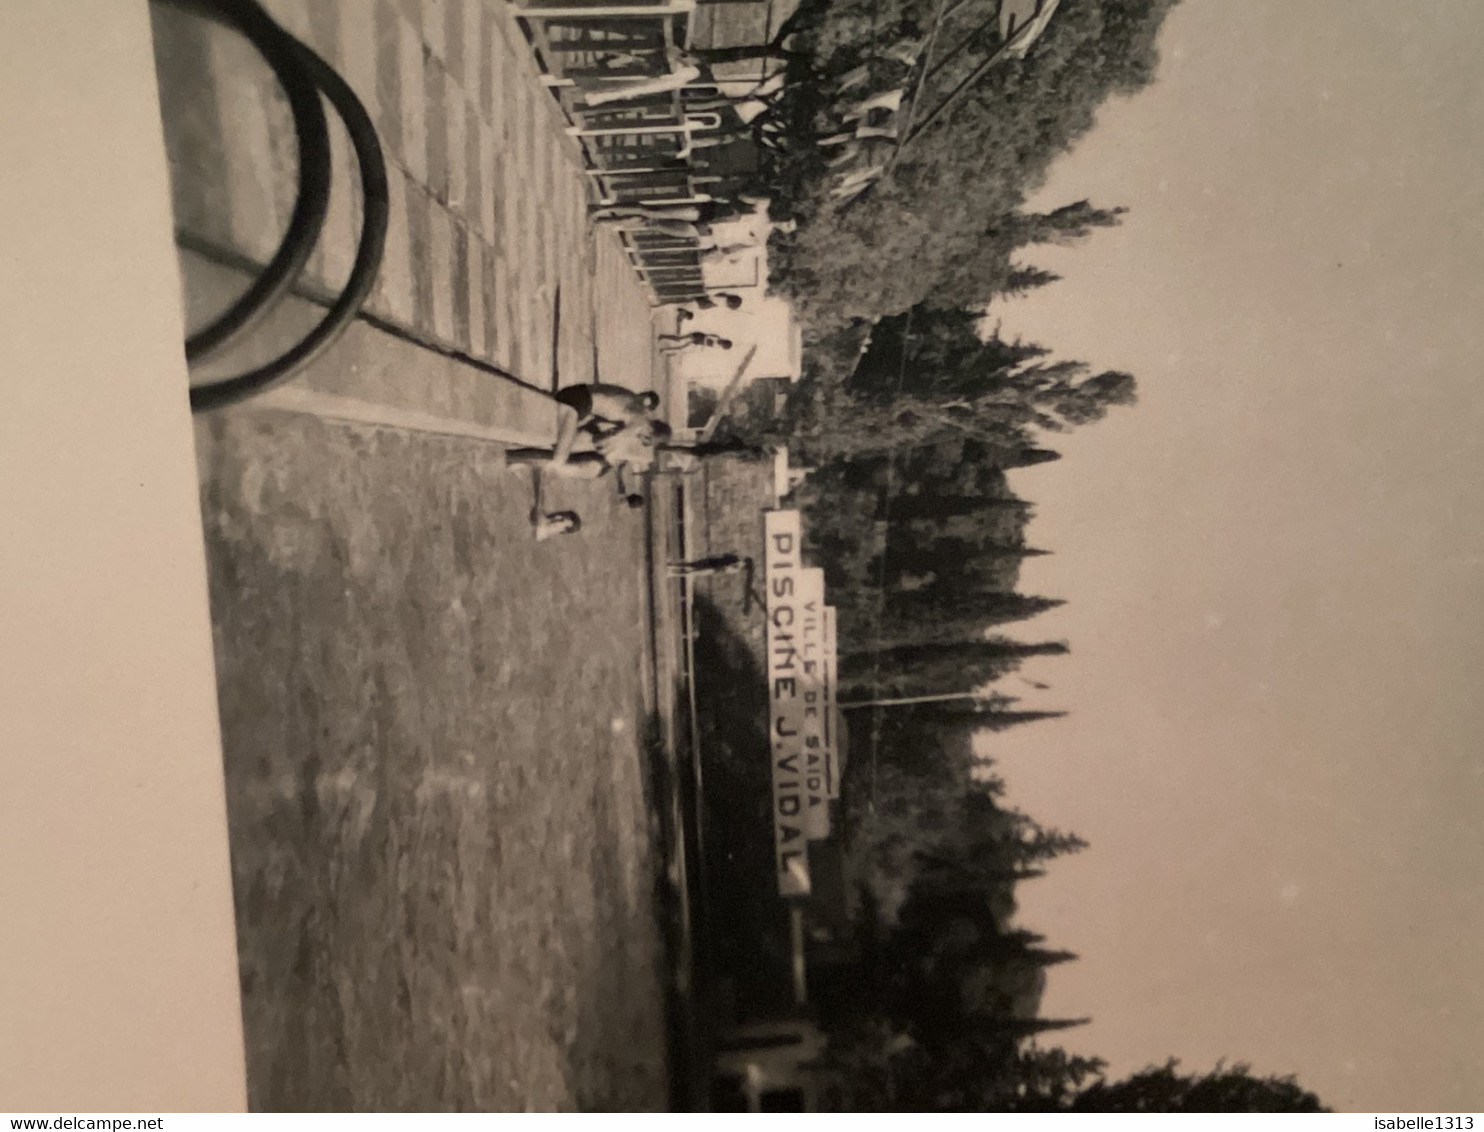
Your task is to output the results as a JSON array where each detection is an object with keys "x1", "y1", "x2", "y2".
[{"x1": 513, "y1": 0, "x2": 758, "y2": 304}]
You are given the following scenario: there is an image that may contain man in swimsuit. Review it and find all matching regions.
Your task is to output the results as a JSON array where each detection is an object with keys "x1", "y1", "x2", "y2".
[
  {"x1": 551, "y1": 383, "x2": 661, "y2": 464},
  {"x1": 507, "y1": 419, "x2": 673, "y2": 507},
  {"x1": 554, "y1": 383, "x2": 660, "y2": 430}
]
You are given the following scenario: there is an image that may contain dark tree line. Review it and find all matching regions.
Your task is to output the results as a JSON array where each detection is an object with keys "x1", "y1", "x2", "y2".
[{"x1": 814, "y1": 708, "x2": 1325, "y2": 1111}]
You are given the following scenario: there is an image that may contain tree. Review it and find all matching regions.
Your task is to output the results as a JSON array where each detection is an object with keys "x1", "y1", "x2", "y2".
[
  {"x1": 1070, "y1": 1061, "x2": 1329, "y2": 1113},
  {"x1": 767, "y1": 0, "x2": 1183, "y2": 327},
  {"x1": 873, "y1": 595, "x2": 1064, "y2": 649},
  {"x1": 929, "y1": 201, "x2": 1126, "y2": 308},
  {"x1": 883, "y1": 536, "x2": 1047, "y2": 597},
  {"x1": 844, "y1": 758, "x2": 974, "y2": 923},
  {"x1": 1003, "y1": 1046, "x2": 1108, "y2": 1110},
  {"x1": 888, "y1": 493, "x2": 1034, "y2": 522},
  {"x1": 970, "y1": 359, "x2": 1138, "y2": 433},
  {"x1": 1049, "y1": 368, "x2": 1138, "y2": 425},
  {"x1": 840, "y1": 638, "x2": 1070, "y2": 700},
  {"x1": 1010, "y1": 201, "x2": 1127, "y2": 247},
  {"x1": 803, "y1": 444, "x2": 1052, "y2": 645},
  {"x1": 887, "y1": 588, "x2": 1060, "y2": 619},
  {"x1": 812, "y1": 1014, "x2": 916, "y2": 1110},
  {"x1": 901, "y1": 793, "x2": 1088, "y2": 905},
  {"x1": 934, "y1": 706, "x2": 1067, "y2": 731},
  {"x1": 810, "y1": 354, "x2": 1137, "y2": 460},
  {"x1": 1002, "y1": 264, "x2": 1062, "y2": 296},
  {"x1": 805, "y1": 387, "x2": 1032, "y2": 460},
  {"x1": 852, "y1": 305, "x2": 1048, "y2": 400},
  {"x1": 1010, "y1": 824, "x2": 1089, "y2": 866}
]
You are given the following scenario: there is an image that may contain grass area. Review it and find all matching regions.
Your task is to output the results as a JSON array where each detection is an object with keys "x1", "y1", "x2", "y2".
[{"x1": 196, "y1": 410, "x2": 669, "y2": 1112}]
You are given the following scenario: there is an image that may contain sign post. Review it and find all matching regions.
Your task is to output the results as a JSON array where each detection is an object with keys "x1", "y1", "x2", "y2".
[{"x1": 823, "y1": 606, "x2": 841, "y2": 801}]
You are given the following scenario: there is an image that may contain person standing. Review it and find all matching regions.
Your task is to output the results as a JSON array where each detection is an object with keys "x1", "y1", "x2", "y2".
[{"x1": 666, "y1": 553, "x2": 751, "y2": 578}]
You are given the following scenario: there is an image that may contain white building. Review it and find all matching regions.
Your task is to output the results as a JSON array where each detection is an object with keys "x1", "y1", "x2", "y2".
[{"x1": 666, "y1": 204, "x2": 804, "y2": 393}]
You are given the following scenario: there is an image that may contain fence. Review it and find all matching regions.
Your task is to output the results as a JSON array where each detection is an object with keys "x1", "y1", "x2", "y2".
[{"x1": 513, "y1": 0, "x2": 763, "y2": 304}]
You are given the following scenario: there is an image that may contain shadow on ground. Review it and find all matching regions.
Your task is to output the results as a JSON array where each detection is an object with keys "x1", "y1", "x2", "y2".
[{"x1": 689, "y1": 594, "x2": 795, "y2": 1024}]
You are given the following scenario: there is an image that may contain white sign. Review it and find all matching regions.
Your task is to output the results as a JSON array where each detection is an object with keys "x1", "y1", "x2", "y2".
[
  {"x1": 764, "y1": 510, "x2": 811, "y2": 895},
  {"x1": 795, "y1": 569, "x2": 831, "y2": 841}
]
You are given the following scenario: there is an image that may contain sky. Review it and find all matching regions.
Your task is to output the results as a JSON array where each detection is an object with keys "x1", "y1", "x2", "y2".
[{"x1": 981, "y1": 0, "x2": 1484, "y2": 1113}]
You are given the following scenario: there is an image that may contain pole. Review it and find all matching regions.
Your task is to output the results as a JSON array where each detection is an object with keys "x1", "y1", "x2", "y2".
[
  {"x1": 790, "y1": 905, "x2": 808, "y2": 1005},
  {"x1": 838, "y1": 690, "x2": 980, "y2": 711}
]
